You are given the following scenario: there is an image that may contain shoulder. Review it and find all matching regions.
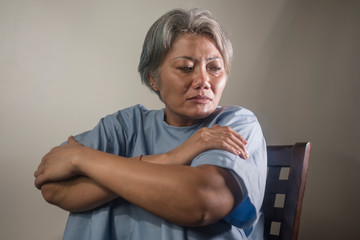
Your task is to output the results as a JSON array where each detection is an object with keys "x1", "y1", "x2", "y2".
[
  {"x1": 98, "y1": 104, "x2": 164, "y2": 137},
  {"x1": 212, "y1": 106, "x2": 265, "y2": 146},
  {"x1": 109, "y1": 104, "x2": 148, "y2": 118},
  {"x1": 214, "y1": 106, "x2": 258, "y2": 126},
  {"x1": 103, "y1": 104, "x2": 155, "y2": 124}
]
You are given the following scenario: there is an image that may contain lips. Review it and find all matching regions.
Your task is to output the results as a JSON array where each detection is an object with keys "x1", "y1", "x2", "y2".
[{"x1": 187, "y1": 95, "x2": 213, "y2": 102}]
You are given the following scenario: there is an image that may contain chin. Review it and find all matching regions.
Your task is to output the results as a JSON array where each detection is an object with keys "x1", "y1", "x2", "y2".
[{"x1": 188, "y1": 106, "x2": 217, "y2": 119}]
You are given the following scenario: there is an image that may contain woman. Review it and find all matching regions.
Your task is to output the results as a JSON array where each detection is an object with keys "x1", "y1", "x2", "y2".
[{"x1": 34, "y1": 8, "x2": 267, "y2": 240}]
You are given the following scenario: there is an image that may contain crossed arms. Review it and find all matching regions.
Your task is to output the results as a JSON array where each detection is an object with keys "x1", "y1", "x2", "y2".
[{"x1": 34, "y1": 125, "x2": 249, "y2": 227}]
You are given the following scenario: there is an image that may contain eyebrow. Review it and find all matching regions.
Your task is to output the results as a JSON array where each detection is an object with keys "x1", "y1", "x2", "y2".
[{"x1": 174, "y1": 56, "x2": 222, "y2": 61}]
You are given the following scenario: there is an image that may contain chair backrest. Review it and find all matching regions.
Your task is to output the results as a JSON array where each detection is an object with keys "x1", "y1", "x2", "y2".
[{"x1": 262, "y1": 142, "x2": 311, "y2": 240}]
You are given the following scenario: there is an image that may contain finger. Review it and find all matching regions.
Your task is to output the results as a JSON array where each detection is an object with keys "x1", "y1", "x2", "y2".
[
  {"x1": 237, "y1": 134, "x2": 247, "y2": 145},
  {"x1": 67, "y1": 136, "x2": 83, "y2": 147},
  {"x1": 34, "y1": 160, "x2": 45, "y2": 177},
  {"x1": 226, "y1": 128, "x2": 247, "y2": 145},
  {"x1": 34, "y1": 178, "x2": 40, "y2": 189},
  {"x1": 228, "y1": 135, "x2": 249, "y2": 158},
  {"x1": 216, "y1": 129, "x2": 248, "y2": 158},
  {"x1": 221, "y1": 126, "x2": 248, "y2": 150},
  {"x1": 221, "y1": 126, "x2": 247, "y2": 145},
  {"x1": 67, "y1": 136, "x2": 76, "y2": 144},
  {"x1": 34, "y1": 177, "x2": 40, "y2": 189},
  {"x1": 231, "y1": 134, "x2": 248, "y2": 156},
  {"x1": 222, "y1": 137, "x2": 248, "y2": 159},
  {"x1": 34, "y1": 168, "x2": 42, "y2": 177},
  {"x1": 198, "y1": 125, "x2": 249, "y2": 158},
  {"x1": 217, "y1": 139, "x2": 247, "y2": 158},
  {"x1": 34, "y1": 175, "x2": 45, "y2": 189}
]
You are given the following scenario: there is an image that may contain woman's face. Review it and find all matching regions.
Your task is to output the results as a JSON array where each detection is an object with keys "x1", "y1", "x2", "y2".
[{"x1": 150, "y1": 34, "x2": 227, "y2": 127}]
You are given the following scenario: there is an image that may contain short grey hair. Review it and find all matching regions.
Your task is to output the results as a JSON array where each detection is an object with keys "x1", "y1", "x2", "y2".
[{"x1": 138, "y1": 8, "x2": 233, "y2": 97}]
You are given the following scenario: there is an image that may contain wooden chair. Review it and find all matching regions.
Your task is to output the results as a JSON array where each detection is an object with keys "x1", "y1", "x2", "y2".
[{"x1": 262, "y1": 142, "x2": 311, "y2": 240}]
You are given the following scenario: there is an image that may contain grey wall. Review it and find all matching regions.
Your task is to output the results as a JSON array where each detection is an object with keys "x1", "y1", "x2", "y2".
[{"x1": 1, "y1": 0, "x2": 359, "y2": 239}]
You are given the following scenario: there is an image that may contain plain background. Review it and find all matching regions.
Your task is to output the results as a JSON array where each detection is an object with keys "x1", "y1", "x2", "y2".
[{"x1": 1, "y1": 0, "x2": 359, "y2": 239}]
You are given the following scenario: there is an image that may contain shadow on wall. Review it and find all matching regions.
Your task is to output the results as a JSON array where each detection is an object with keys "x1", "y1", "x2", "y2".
[
  {"x1": 243, "y1": 1, "x2": 360, "y2": 240},
  {"x1": 300, "y1": 151, "x2": 360, "y2": 240}
]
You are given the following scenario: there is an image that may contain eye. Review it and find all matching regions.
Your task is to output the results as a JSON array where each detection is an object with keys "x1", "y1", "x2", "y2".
[
  {"x1": 208, "y1": 65, "x2": 222, "y2": 72},
  {"x1": 178, "y1": 66, "x2": 194, "y2": 73}
]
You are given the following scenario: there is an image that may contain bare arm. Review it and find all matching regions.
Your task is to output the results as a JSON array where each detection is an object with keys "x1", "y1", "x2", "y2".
[
  {"x1": 37, "y1": 146, "x2": 241, "y2": 226},
  {"x1": 40, "y1": 177, "x2": 117, "y2": 212},
  {"x1": 78, "y1": 151, "x2": 241, "y2": 226},
  {"x1": 35, "y1": 125, "x2": 247, "y2": 220}
]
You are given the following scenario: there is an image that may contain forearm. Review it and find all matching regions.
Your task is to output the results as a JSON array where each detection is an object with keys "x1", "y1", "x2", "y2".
[
  {"x1": 35, "y1": 126, "x2": 245, "y2": 221},
  {"x1": 35, "y1": 148, "x2": 184, "y2": 213},
  {"x1": 75, "y1": 148, "x2": 240, "y2": 226},
  {"x1": 41, "y1": 176, "x2": 117, "y2": 212}
]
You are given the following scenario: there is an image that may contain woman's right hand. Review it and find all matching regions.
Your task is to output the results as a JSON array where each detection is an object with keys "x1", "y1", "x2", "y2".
[{"x1": 165, "y1": 124, "x2": 248, "y2": 165}]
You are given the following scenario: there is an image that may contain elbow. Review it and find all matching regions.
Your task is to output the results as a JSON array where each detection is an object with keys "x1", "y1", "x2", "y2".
[
  {"x1": 182, "y1": 193, "x2": 224, "y2": 227},
  {"x1": 40, "y1": 183, "x2": 61, "y2": 205},
  {"x1": 179, "y1": 207, "x2": 212, "y2": 227},
  {"x1": 40, "y1": 183, "x2": 74, "y2": 212},
  {"x1": 40, "y1": 183, "x2": 87, "y2": 213},
  {"x1": 185, "y1": 206, "x2": 222, "y2": 227},
  {"x1": 183, "y1": 167, "x2": 241, "y2": 227},
  {"x1": 191, "y1": 208, "x2": 217, "y2": 227}
]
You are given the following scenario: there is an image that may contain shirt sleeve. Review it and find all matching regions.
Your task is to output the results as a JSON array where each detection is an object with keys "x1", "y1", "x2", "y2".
[
  {"x1": 190, "y1": 107, "x2": 267, "y2": 231},
  {"x1": 72, "y1": 112, "x2": 129, "y2": 156},
  {"x1": 70, "y1": 105, "x2": 148, "y2": 157},
  {"x1": 72, "y1": 118, "x2": 111, "y2": 151}
]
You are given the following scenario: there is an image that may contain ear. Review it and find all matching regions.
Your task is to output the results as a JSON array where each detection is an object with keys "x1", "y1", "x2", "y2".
[{"x1": 147, "y1": 73, "x2": 159, "y2": 91}]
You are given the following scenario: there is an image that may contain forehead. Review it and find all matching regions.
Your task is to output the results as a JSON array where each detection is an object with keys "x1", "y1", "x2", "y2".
[{"x1": 166, "y1": 34, "x2": 223, "y2": 60}]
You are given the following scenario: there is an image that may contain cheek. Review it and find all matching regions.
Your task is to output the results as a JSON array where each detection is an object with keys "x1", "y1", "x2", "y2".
[
  {"x1": 213, "y1": 77, "x2": 227, "y2": 95},
  {"x1": 158, "y1": 81, "x2": 180, "y2": 103},
  {"x1": 161, "y1": 80, "x2": 189, "y2": 98}
]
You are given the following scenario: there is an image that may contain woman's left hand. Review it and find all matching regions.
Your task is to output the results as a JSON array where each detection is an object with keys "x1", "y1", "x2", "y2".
[{"x1": 34, "y1": 136, "x2": 83, "y2": 189}]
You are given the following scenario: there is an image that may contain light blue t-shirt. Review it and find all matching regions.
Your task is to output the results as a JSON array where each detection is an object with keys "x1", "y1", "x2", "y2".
[{"x1": 63, "y1": 105, "x2": 267, "y2": 240}]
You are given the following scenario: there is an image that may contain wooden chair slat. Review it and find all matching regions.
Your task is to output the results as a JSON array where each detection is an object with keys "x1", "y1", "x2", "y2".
[
  {"x1": 263, "y1": 142, "x2": 311, "y2": 240},
  {"x1": 265, "y1": 179, "x2": 288, "y2": 193}
]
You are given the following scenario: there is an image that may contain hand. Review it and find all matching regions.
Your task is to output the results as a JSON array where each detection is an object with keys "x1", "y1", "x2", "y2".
[
  {"x1": 168, "y1": 124, "x2": 249, "y2": 165},
  {"x1": 190, "y1": 124, "x2": 248, "y2": 157},
  {"x1": 34, "y1": 136, "x2": 84, "y2": 189}
]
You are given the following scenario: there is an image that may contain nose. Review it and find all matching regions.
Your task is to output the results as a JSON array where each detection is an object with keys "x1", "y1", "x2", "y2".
[{"x1": 192, "y1": 67, "x2": 210, "y2": 90}]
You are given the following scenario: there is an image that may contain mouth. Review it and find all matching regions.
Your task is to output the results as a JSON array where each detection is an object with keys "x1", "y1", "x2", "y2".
[{"x1": 187, "y1": 95, "x2": 213, "y2": 103}]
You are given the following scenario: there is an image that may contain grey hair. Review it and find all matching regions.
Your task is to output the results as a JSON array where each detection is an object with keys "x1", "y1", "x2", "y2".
[{"x1": 138, "y1": 8, "x2": 233, "y2": 97}]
